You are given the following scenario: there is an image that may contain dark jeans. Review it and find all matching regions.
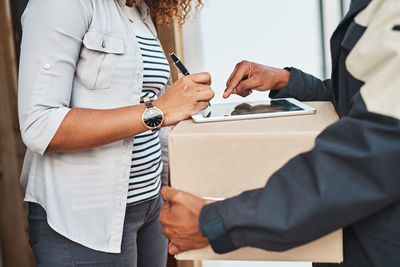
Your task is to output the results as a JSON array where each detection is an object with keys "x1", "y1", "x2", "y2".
[{"x1": 28, "y1": 195, "x2": 168, "y2": 267}]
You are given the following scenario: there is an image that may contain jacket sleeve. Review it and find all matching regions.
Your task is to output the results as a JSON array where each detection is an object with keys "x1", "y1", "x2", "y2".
[
  {"x1": 199, "y1": 1, "x2": 400, "y2": 253},
  {"x1": 18, "y1": 0, "x2": 92, "y2": 155},
  {"x1": 269, "y1": 67, "x2": 333, "y2": 101}
]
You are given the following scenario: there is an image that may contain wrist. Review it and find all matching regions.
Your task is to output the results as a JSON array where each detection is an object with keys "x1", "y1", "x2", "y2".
[
  {"x1": 272, "y1": 68, "x2": 290, "y2": 90},
  {"x1": 153, "y1": 99, "x2": 169, "y2": 127},
  {"x1": 141, "y1": 97, "x2": 165, "y2": 131}
]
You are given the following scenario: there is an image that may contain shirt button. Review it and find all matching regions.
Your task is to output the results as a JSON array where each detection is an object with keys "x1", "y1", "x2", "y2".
[
  {"x1": 44, "y1": 64, "x2": 52, "y2": 70},
  {"x1": 102, "y1": 41, "x2": 106, "y2": 48}
]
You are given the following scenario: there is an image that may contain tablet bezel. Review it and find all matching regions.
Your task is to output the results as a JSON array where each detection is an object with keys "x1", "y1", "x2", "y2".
[{"x1": 191, "y1": 98, "x2": 316, "y2": 123}]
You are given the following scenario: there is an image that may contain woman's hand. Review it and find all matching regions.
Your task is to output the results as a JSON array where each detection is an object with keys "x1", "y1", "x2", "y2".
[
  {"x1": 224, "y1": 61, "x2": 290, "y2": 98},
  {"x1": 154, "y1": 72, "x2": 214, "y2": 126}
]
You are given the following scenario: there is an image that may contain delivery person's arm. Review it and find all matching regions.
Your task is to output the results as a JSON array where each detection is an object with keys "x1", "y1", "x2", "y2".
[
  {"x1": 223, "y1": 62, "x2": 333, "y2": 101},
  {"x1": 198, "y1": 95, "x2": 400, "y2": 253},
  {"x1": 160, "y1": 87, "x2": 400, "y2": 255},
  {"x1": 269, "y1": 67, "x2": 333, "y2": 101},
  {"x1": 160, "y1": 94, "x2": 400, "y2": 254}
]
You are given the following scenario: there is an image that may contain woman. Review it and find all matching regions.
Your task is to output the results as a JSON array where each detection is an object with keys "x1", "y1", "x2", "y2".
[{"x1": 18, "y1": 0, "x2": 212, "y2": 266}]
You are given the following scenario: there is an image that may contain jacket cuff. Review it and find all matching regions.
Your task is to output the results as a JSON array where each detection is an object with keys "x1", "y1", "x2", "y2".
[{"x1": 199, "y1": 203, "x2": 237, "y2": 254}]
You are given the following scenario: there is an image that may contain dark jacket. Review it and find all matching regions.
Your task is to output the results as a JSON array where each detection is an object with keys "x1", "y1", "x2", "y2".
[{"x1": 199, "y1": 0, "x2": 400, "y2": 266}]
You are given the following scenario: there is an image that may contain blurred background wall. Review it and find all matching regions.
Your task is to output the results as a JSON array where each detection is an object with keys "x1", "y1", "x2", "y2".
[{"x1": 182, "y1": 0, "x2": 350, "y2": 105}]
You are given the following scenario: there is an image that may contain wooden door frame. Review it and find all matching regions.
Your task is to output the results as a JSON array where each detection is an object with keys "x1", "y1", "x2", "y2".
[
  {"x1": 156, "y1": 19, "x2": 185, "y2": 82},
  {"x1": 0, "y1": 0, "x2": 33, "y2": 266},
  {"x1": 156, "y1": 19, "x2": 201, "y2": 267}
]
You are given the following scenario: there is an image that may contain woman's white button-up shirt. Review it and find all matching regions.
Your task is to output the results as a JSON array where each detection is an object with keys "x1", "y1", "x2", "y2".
[{"x1": 18, "y1": 0, "x2": 170, "y2": 253}]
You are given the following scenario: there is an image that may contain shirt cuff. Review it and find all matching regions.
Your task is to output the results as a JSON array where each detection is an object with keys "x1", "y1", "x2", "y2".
[
  {"x1": 199, "y1": 202, "x2": 237, "y2": 254},
  {"x1": 21, "y1": 106, "x2": 71, "y2": 156}
]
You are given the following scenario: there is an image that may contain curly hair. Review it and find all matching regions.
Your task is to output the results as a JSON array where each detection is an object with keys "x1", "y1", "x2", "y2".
[{"x1": 144, "y1": 0, "x2": 203, "y2": 24}]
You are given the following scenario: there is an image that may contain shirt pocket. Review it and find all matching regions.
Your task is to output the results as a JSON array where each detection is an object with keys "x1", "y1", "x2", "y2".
[{"x1": 76, "y1": 31, "x2": 125, "y2": 90}]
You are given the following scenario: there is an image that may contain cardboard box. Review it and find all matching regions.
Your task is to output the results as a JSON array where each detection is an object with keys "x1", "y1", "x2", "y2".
[{"x1": 168, "y1": 102, "x2": 342, "y2": 263}]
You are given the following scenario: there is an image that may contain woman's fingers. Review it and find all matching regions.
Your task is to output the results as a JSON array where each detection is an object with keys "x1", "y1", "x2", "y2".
[
  {"x1": 194, "y1": 101, "x2": 210, "y2": 112},
  {"x1": 189, "y1": 72, "x2": 212, "y2": 85},
  {"x1": 197, "y1": 87, "x2": 215, "y2": 101}
]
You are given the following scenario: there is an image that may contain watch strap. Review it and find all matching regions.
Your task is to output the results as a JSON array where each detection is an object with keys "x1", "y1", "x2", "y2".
[{"x1": 143, "y1": 97, "x2": 153, "y2": 108}]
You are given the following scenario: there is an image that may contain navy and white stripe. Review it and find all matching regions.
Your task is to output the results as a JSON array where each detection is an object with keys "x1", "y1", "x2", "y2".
[{"x1": 127, "y1": 35, "x2": 170, "y2": 205}]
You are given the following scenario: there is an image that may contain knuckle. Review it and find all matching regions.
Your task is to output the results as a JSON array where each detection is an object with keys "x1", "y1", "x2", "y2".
[
  {"x1": 162, "y1": 228, "x2": 170, "y2": 237},
  {"x1": 159, "y1": 215, "x2": 166, "y2": 225},
  {"x1": 160, "y1": 187, "x2": 166, "y2": 194},
  {"x1": 169, "y1": 246, "x2": 177, "y2": 254},
  {"x1": 181, "y1": 76, "x2": 190, "y2": 83},
  {"x1": 174, "y1": 191, "x2": 183, "y2": 201}
]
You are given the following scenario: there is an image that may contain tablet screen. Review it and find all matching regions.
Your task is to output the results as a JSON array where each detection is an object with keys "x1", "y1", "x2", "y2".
[{"x1": 201, "y1": 99, "x2": 304, "y2": 118}]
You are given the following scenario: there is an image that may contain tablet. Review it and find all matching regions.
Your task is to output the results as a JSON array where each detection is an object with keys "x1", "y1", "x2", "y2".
[{"x1": 191, "y1": 98, "x2": 316, "y2": 123}]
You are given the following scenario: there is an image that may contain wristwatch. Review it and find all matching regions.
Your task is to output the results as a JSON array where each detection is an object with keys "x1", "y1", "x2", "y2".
[{"x1": 142, "y1": 97, "x2": 164, "y2": 131}]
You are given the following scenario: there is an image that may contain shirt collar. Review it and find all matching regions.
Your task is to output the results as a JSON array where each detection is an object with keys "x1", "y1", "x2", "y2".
[
  {"x1": 117, "y1": 0, "x2": 126, "y2": 7},
  {"x1": 117, "y1": 0, "x2": 150, "y2": 20}
]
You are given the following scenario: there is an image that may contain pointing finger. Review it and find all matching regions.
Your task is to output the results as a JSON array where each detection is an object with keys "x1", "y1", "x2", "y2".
[{"x1": 224, "y1": 63, "x2": 250, "y2": 98}]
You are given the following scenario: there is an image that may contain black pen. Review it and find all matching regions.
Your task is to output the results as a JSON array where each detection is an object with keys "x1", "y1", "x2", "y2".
[
  {"x1": 169, "y1": 52, "x2": 212, "y2": 109},
  {"x1": 170, "y1": 52, "x2": 190, "y2": 76}
]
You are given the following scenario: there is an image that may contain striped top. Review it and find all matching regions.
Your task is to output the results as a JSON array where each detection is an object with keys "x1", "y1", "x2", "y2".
[{"x1": 124, "y1": 6, "x2": 170, "y2": 205}]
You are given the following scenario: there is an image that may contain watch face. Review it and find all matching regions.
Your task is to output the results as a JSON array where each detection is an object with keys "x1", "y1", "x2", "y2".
[{"x1": 143, "y1": 108, "x2": 163, "y2": 129}]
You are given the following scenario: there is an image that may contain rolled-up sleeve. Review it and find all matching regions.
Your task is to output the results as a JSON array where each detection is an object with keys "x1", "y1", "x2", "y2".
[{"x1": 18, "y1": 0, "x2": 92, "y2": 155}]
